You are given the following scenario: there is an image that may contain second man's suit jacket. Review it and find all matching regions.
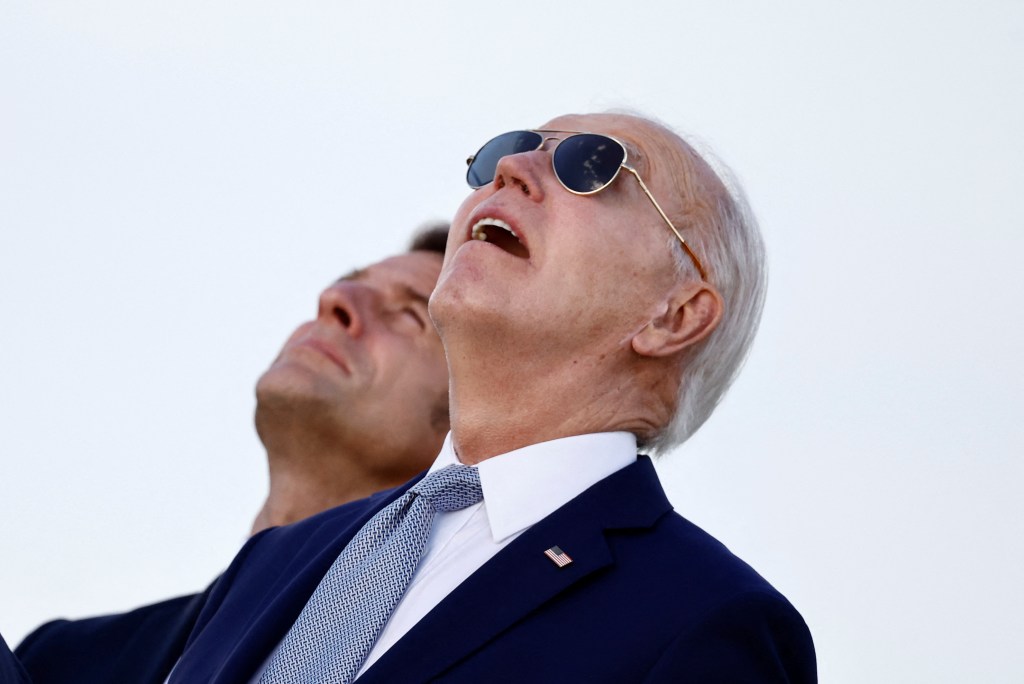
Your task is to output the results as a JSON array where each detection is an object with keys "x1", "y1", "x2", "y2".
[
  {"x1": 0, "y1": 631, "x2": 30, "y2": 684},
  {"x1": 14, "y1": 589, "x2": 210, "y2": 683},
  {"x1": 171, "y1": 456, "x2": 816, "y2": 682}
]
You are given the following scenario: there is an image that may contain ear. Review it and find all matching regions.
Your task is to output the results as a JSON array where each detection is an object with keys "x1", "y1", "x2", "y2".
[{"x1": 631, "y1": 282, "x2": 724, "y2": 358}]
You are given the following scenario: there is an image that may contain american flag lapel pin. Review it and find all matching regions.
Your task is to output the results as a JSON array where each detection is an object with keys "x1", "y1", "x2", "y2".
[{"x1": 544, "y1": 545, "x2": 573, "y2": 568}]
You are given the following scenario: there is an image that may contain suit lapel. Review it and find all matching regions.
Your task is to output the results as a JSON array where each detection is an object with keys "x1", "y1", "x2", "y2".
[{"x1": 359, "y1": 456, "x2": 671, "y2": 683}]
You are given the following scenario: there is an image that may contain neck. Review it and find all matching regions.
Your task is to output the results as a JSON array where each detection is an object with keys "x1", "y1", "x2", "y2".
[
  {"x1": 250, "y1": 451, "x2": 377, "y2": 535},
  {"x1": 445, "y1": 344, "x2": 662, "y2": 464},
  {"x1": 250, "y1": 409, "x2": 405, "y2": 536}
]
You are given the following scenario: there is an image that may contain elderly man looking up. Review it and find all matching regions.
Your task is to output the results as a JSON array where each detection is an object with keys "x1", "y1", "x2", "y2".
[{"x1": 170, "y1": 114, "x2": 815, "y2": 682}]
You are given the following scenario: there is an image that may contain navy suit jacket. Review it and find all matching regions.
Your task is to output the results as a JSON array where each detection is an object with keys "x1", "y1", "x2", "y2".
[
  {"x1": 14, "y1": 589, "x2": 209, "y2": 684},
  {"x1": 0, "y1": 631, "x2": 30, "y2": 684},
  {"x1": 173, "y1": 457, "x2": 816, "y2": 682}
]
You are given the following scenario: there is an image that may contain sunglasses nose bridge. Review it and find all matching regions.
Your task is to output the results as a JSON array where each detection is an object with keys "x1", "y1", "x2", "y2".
[{"x1": 538, "y1": 134, "x2": 563, "y2": 151}]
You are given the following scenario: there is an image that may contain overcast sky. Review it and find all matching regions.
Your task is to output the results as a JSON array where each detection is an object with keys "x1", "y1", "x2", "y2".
[{"x1": 2, "y1": 1, "x2": 1022, "y2": 681}]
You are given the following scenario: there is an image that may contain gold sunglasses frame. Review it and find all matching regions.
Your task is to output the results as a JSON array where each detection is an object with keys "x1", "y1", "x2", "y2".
[{"x1": 466, "y1": 129, "x2": 708, "y2": 281}]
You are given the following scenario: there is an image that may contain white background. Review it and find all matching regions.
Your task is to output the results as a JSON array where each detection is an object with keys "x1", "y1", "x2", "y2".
[{"x1": 2, "y1": 1, "x2": 1022, "y2": 681}]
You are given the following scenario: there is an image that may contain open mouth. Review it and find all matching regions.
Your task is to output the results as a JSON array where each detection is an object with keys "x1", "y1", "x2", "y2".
[{"x1": 470, "y1": 217, "x2": 530, "y2": 259}]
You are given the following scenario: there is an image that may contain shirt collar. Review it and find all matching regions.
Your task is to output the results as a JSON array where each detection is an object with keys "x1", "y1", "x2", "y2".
[{"x1": 430, "y1": 431, "x2": 637, "y2": 543}]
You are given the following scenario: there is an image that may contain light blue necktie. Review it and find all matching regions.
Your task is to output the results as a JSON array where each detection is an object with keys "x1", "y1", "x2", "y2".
[{"x1": 259, "y1": 464, "x2": 483, "y2": 684}]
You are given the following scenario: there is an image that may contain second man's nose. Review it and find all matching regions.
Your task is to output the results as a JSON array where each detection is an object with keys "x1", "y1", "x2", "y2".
[{"x1": 318, "y1": 283, "x2": 368, "y2": 337}]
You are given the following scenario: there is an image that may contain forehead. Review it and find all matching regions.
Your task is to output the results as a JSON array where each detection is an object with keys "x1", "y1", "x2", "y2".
[
  {"x1": 541, "y1": 114, "x2": 667, "y2": 162},
  {"x1": 341, "y1": 251, "x2": 443, "y2": 295}
]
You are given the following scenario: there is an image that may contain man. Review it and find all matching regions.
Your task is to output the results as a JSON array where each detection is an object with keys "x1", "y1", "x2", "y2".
[
  {"x1": 14, "y1": 224, "x2": 452, "y2": 683},
  {"x1": 170, "y1": 113, "x2": 816, "y2": 682},
  {"x1": 249, "y1": 224, "x2": 451, "y2": 534}
]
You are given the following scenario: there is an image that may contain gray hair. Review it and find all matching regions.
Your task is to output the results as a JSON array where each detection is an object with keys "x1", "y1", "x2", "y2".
[{"x1": 642, "y1": 129, "x2": 768, "y2": 455}]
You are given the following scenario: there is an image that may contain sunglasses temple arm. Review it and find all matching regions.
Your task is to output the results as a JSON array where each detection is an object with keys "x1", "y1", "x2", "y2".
[{"x1": 624, "y1": 167, "x2": 709, "y2": 281}]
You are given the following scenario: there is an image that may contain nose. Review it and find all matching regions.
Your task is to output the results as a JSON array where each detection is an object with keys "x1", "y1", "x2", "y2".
[
  {"x1": 317, "y1": 282, "x2": 370, "y2": 337},
  {"x1": 492, "y1": 150, "x2": 547, "y2": 202}
]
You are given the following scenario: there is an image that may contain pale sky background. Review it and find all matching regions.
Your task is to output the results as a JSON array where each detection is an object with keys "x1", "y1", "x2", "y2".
[{"x1": 2, "y1": 1, "x2": 1022, "y2": 681}]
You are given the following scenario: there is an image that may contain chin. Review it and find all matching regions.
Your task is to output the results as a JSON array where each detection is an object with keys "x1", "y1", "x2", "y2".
[
  {"x1": 427, "y1": 276, "x2": 466, "y2": 337},
  {"x1": 256, "y1": 363, "x2": 336, "y2": 405}
]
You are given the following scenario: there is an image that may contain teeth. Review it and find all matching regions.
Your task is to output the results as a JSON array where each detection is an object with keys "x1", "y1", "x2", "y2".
[{"x1": 471, "y1": 217, "x2": 518, "y2": 242}]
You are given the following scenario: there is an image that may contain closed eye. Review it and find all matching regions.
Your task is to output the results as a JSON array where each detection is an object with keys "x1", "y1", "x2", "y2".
[{"x1": 402, "y1": 306, "x2": 427, "y2": 330}]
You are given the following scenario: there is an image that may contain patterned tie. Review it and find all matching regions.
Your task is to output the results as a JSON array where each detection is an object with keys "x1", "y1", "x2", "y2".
[{"x1": 259, "y1": 464, "x2": 483, "y2": 684}]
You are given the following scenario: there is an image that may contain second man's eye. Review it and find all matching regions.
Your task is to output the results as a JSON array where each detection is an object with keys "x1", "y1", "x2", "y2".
[{"x1": 401, "y1": 307, "x2": 427, "y2": 330}]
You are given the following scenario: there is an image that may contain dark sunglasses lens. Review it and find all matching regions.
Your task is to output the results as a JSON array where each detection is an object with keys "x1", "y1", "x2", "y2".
[
  {"x1": 552, "y1": 134, "x2": 625, "y2": 193},
  {"x1": 466, "y1": 131, "x2": 543, "y2": 188}
]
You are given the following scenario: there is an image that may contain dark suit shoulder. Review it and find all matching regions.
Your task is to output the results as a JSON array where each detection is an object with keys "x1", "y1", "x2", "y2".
[
  {"x1": 15, "y1": 592, "x2": 207, "y2": 684},
  {"x1": 615, "y1": 511, "x2": 816, "y2": 682},
  {"x1": 650, "y1": 510, "x2": 787, "y2": 594},
  {"x1": 0, "y1": 631, "x2": 30, "y2": 684},
  {"x1": 643, "y1": 587, "x2": 817, "y2": 683}
]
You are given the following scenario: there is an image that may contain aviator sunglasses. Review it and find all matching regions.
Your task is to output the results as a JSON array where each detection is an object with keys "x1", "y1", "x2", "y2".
[{"x1": 465, "y1": 129, "x2": 707, "y2": 280}]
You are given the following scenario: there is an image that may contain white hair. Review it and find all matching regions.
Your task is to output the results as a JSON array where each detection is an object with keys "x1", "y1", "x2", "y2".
[{"x1": 643, "y1": 132, "x2": 768, "y2": 455}]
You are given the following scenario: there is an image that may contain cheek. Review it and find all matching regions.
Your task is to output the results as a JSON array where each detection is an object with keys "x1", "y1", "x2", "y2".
[
  {"x1": 379, "y1": 342, "x2": 448, "y2": 395},
  {"x1": 557, "y1": 237, "x2": 670, "y2": 326}
]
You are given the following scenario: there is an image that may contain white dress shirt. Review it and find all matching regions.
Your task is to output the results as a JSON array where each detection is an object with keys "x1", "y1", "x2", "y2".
[{"x1": 356, "y1": 431, "x2": 636, "y2": 676}]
